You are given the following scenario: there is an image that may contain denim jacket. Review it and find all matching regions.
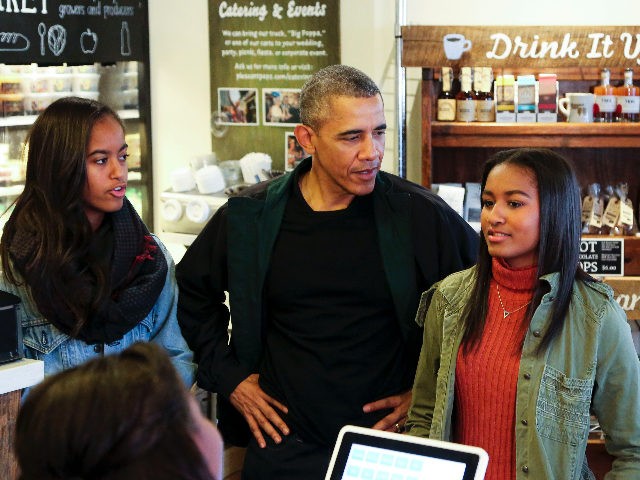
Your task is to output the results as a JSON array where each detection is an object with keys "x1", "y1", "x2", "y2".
[
  {"x1": 407, "y1": 266, "x2": 640, "y2": 480},
  {"x1": 0, "y1": 235, "x2": 195, "y2": 386}
]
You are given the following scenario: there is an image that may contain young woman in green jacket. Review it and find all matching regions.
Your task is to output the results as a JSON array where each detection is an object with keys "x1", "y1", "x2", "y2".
[{"x1": 407, "y1": 148, "x2": 640, "y2": 479}]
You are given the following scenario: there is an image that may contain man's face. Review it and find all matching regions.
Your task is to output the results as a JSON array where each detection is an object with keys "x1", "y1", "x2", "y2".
[{"x1": 303, "y1": 95, "x2": 386, "y2": 202}]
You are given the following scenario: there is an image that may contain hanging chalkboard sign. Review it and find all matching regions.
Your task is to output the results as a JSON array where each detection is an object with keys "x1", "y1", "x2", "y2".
[
  {"x1": 579, "y1": 238, "x2": 625, "y2": 277},
  {"x1": 0, "y1": 1, "x2": 148, "y2": 64}
]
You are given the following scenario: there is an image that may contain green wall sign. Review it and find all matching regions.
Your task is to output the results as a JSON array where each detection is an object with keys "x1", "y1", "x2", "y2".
[{"x1": 208, "y1": 1, "x2": 340, "y2": 170}]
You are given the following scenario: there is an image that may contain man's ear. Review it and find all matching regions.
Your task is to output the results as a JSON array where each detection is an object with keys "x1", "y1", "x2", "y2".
[{"x1": 294, "y1": 124, "x2": 316, "y2": 155}]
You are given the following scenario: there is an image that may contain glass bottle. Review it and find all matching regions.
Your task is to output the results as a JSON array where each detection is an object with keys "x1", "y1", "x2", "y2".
[
  {"x1": 456, "y1": 67, "x2": 476, "y2": 122},
  {"x1": 615, "y1": 68, "x2": 639, "y2": 122},
  {"x1": 437, "y1": 67, "x2": 456, "y2": 121},
  {"x1": 593, "y1": 68, "x2": 616, "y2": 122},
  {"x1": 476, "y1": 67, "x2": 495, "y2": 122}
]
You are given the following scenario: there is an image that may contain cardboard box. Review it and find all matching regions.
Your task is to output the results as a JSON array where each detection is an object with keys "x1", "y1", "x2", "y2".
[{"x1": 603, "y1": 276, "x2": 640, "y2": 321}]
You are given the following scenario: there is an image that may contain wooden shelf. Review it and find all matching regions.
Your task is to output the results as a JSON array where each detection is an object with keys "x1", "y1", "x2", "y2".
[
  {"x1": 418, "y1": 67, "x2": 640, "y2": 213},
  {"x1": 618, "y1": 236, "x2": 640, "y2": 276},
  {"x1": 431, "y1": 123, "x2": 640, "y2": 149}
]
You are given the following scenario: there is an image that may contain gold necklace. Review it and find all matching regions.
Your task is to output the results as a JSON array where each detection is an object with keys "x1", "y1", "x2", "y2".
[{"x1": 496, "y1": 284, "x2": 531, "y2": 319}]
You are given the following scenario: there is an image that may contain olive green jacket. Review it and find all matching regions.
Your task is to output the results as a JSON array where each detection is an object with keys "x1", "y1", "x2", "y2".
[{"x1": 407, "y1": 266, "x2": 640, "y2": 480}]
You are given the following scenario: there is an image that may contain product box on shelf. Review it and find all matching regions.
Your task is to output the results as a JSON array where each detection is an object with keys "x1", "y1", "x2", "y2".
[
  {"x1": 537, "y1": 74, "x2": 558, "y2": 123},
  {"x1": 495, "y1": 75, "x2": 516, "y2": 122},
  {"x1": 516, "y1": 75, "x2": 536, "y2": 123}
]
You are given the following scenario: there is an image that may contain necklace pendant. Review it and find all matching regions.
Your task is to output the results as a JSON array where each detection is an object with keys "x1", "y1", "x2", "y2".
[{"x1": 503, "y1": 310, "x2": 510, "y2": 318}]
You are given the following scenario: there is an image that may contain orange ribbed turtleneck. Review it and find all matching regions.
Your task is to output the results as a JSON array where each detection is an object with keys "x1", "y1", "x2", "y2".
[{"x1": 454, "y1": 258, "x2": 537, "y2": 480}]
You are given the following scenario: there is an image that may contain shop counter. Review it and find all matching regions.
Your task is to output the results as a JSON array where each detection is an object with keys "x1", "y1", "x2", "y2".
[{"x1": 0, "y1": 358, "x2": 44, "y2": 479}]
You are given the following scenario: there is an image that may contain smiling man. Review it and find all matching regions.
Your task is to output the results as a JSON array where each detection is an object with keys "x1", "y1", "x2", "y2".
[{"x1": 176, "y1": 65, "x2": 479, "y2": 480}]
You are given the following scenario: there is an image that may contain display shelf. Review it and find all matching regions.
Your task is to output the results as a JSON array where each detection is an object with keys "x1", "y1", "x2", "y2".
[
  {"x1": 620, "y1": 237, "x2": 640, "y2": 276},
  {"x1": 418, "y1": 67, "x2": 640, "y2": 189},
  {"x1": 118, "y1": 109, "x2": 140, "y2": 120},
  {"x1": 0, "y1": 184, "x2": 24, "y2": 197},
  {"x1": 0, "y1": 116, "x2": 37, "y2": 128},
  {"x1": 431, "y1": 122, "x2": 640, "y2": 149},
  {"x1": 0, "y1": 109, "x2": 139, "y2": 129}
]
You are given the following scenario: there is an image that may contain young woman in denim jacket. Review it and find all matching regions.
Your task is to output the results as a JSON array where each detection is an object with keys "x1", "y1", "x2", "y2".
[
  {"x1": 0, "y1": 97, "x2": 194, "y2": 385},
  {"x1": 407, "y1": 148, "x2": 640, "y2": 479}
]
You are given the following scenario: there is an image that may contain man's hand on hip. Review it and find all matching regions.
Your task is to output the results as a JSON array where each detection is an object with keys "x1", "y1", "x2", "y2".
[
  {"x1": 363, "y1": 390, "x2": 412, "y2": 433},
  {"x1": 230, "y1": 374, "x2": 290, "y2": 448}
]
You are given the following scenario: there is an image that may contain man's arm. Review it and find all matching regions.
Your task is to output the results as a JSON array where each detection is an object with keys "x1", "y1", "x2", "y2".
[
  {"x1": 176, "y1": 207, "x2": 249, "y2": 398},
  {"x1": 176, "y1": 207, "x2": 290, "y2": 446}
]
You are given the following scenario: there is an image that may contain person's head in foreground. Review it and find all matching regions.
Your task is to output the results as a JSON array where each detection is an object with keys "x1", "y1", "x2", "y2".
[{"x1": 15, "y1": 342, "x2": 222, "y2": 480}]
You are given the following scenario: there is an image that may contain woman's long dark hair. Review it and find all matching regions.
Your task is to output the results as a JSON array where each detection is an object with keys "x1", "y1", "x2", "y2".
[
  {"x1": 15, "y1": 342, "x2": 215, "y2": 480},
  {"x1": 0, "y1": 96, "x2": 124, "y2": 333},
  {"x1": 461, "y1": 148, "x2": 593, "y2": 353}
]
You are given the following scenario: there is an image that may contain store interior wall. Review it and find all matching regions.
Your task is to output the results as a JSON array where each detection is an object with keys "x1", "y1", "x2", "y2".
[{"x1": 148, "y1": 0, "x2": 640, "y2": 235}]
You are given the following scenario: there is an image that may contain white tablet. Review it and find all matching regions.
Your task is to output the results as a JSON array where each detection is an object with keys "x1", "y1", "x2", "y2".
[{"x1": 325, "y1": 425, "x2": 488, "y2": 480}]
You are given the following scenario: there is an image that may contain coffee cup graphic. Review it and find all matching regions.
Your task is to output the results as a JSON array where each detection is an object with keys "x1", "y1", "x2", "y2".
[{"x1": 443, "y1": 33, "x2": 472, "y2": 60}]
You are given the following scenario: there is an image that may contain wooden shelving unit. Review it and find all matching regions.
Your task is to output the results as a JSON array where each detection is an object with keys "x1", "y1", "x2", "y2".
[
  {"x1": 417, "y1": 66, "x2": 640, "y2": 276},
  {"x1": 403, "y1": 25, "x2": 640, "y2": 478}
]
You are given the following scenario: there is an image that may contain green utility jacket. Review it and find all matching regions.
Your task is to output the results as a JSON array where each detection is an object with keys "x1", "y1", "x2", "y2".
[{"x1": 407, "y1": 266, "x2": 640, "y2": 479}]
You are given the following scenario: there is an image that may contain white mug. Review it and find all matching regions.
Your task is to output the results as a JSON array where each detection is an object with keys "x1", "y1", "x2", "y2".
[
  {"x1": 443, "y1": 33, "x2": 472, "y2": 60},
  {"x1": 559, "y1": 93, "x2": 595, "y2": 123}
]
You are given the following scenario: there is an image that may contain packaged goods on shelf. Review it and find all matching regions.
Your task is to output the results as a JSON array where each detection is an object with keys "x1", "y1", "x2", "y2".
[
  {"x1": 582, "y1": 182, "x2": 637, "y2": 236},
  {"x1": 516, "y1": 75, "x2": 536, "y2": 123},
  {"x1": 495, "y1": 74, "x2": 515, "y2": 122},
  {"x1": 476, "y1": 67, "x2": 495, "y2": 122},
  {"x1": 456, "y1": 66, "x2": 476, "y2": 122},
  {"x1": 538, "y1": 74, "x2": 558, "y2": 123},
  {"x1": 582, "y1": 183, "x2": 605, "y2": 235},
  {"x1": 436, "y1": 67, "x2": 456, "y2": 121},
  {"x1": 594, "y1": 68, "x2": 616, "y2": 123},
  {"x1": 0, "y1": 94, "x2": 24, "y2": 117},
  {"x1": 432, "y1": 183, "x2": 465, "y2": 218}
]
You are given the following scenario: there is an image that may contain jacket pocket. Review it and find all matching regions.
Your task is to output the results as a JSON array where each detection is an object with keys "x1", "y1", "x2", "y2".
[
  {"x1": 536, "y1": 363, "x2": 594, "y2": 446},
  {"x1": 22, "y1": 319, "x2": 69, "y2": 357},
  {"x1": 124, "y1": 314, "x2": 154, "y2": 343}
]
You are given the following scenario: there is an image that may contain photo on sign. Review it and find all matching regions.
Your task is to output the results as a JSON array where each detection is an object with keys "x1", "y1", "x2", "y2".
[
  {"x1": 285, "y1": 132, "x2": 307, "y2": 172},
  {"x1": 217, "y1": 88, "x2": 258, "y2": 125},
  {"x1": 263, "y1": 88, "x2": 301, "y2": 126}
]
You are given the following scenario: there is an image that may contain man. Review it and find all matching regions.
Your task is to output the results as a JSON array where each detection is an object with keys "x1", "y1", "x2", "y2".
[{"x1": 176, "y1": 65, "x2": 478, "y2": 479}]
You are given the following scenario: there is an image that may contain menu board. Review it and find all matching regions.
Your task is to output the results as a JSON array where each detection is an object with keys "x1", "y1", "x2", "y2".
[{"x1": 0, "y1": 0, "x2": 148, "y2": 64}]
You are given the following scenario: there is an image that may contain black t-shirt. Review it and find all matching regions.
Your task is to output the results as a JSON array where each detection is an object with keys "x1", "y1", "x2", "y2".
[{"x1": 259, "y1": 180, "x2": 411, "y2": 446}]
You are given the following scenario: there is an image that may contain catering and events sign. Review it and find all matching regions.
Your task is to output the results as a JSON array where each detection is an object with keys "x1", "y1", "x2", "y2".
[
  {"x1": 402, "y1": 26, "x2": 640, "y2": 69},
  {"x1": 208, "y1": 1, "x2": 340, "y2": 170}
]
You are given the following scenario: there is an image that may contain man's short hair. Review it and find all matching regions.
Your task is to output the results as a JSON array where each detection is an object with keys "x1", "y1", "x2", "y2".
[{"x1": 300, "y1": 64, "x2": 381, "y2": 130}]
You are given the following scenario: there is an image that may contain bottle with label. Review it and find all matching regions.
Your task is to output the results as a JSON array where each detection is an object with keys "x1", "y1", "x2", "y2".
[
  {"x1": 472, "y1": 67, "x2": 484, "y2": 99},
  {"x1": 476, "y1": 67, "x2": 495, "y2": 122},
  {"x1": 456, "y1": 66, "x2": 476, "y2": 122},
  {"x1": 615, "y1": 68, "x2": 639, "y2": 122},
  {"x1": 472, "y1": 67, "x2": 484, "y2": 121},
  {"x1": 593, "y1": 68, "x2": 616, "y2": 122},
  {"x1": 437, "y1": 67, "x2": 456, "y2": 121}
]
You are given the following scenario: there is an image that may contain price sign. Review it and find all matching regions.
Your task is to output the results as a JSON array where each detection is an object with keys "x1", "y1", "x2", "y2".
[{"x1": 579, "y1": 238, "x2": 624, "y2": 277}]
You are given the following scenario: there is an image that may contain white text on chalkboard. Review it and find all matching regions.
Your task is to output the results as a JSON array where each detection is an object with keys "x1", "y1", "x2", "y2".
[{"x1": 0, "y1": 0, "x2": 48, "y2": 14}]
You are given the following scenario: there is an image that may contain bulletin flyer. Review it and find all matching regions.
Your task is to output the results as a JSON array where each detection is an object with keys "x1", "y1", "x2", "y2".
[{"x1": 209, "y1": 1, "x2": 340, "y2": 170}]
